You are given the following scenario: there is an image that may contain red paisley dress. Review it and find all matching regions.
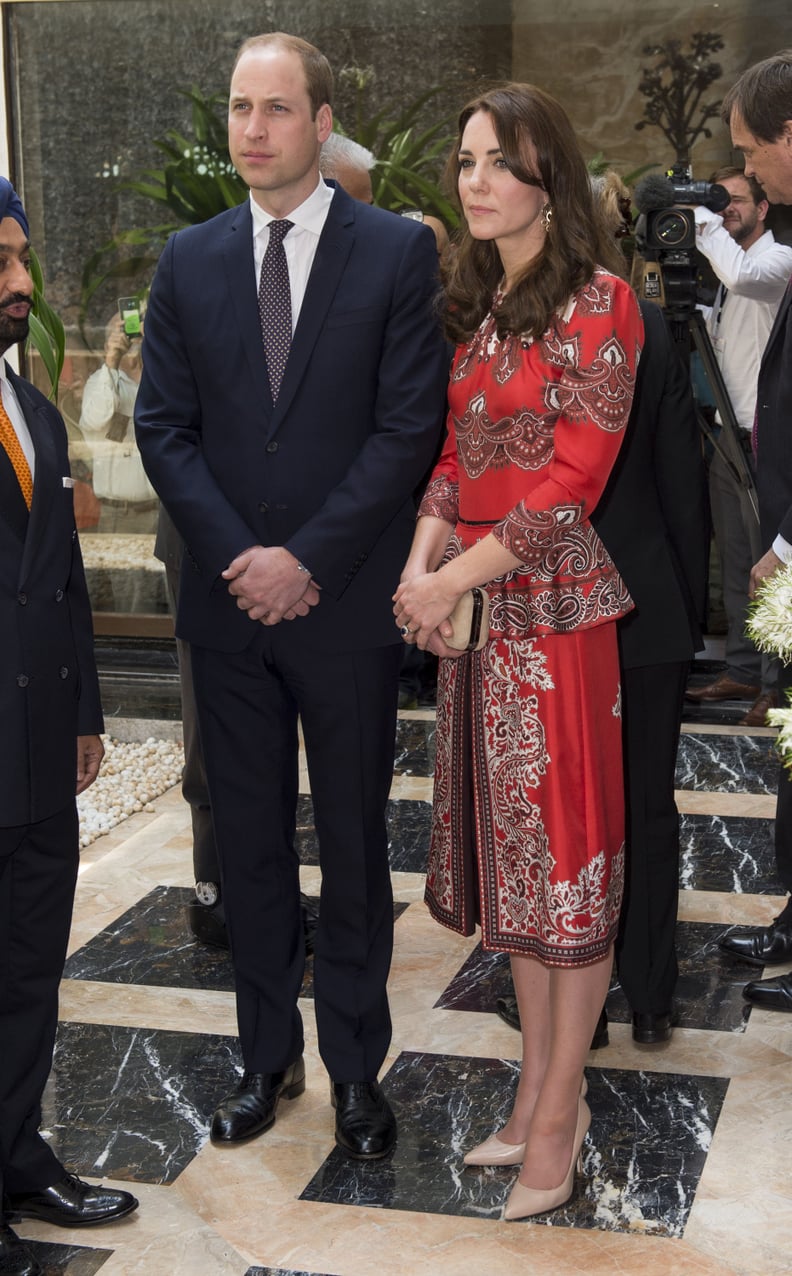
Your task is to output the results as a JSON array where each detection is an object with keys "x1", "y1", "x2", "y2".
[{"x1": 420, "y1": 270, "x2": 643, "y2": 966}]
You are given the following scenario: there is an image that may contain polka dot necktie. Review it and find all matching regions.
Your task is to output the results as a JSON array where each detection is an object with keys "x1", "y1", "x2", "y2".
[
  {"x1": 258, "y1": 219, "x2": 293, "y2": 402},
  {"x1": 0, "y1": 394, "x2": 32, "y2": 509}
]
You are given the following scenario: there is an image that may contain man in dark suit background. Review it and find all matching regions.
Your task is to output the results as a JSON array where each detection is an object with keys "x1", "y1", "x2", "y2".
[
  {"x1": 496, "y1": 298, "x2": 707, "y2": 1047},
  {"x1": 135, "y1": 33, "x2": 447, "y2": 1158},
  {"x1": 0, "y1": 180, "x2": 137, "y2": 1276},
  {"x1": 594, "y1": 302, "x2": 707, "y2": 1040},
  {"x1": 718, "y1": 51, "x2": 792, "y2": 1008}
]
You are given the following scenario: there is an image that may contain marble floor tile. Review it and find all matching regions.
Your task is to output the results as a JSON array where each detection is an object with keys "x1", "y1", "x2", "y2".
[
  {"x1": 300, "y1": 1051, "x2": 727, "y2": 1239},
  {"x1": 64, "y1": 886, "x2": 406, "y2": 997},
  {"x1": 247, "y1": 1270, "x2": 337, "y2": 1276},
  {"x1": 434, "y1": 923, "x2": 753, "y2": 1033},
  {"x1": 676, "y1": 733, "x2": 779, "y2": 795},
  {"x1": 680, "y1": 813, "x2": 778, "y2": 893},
  {"x1": 12, "y1": 1240, "x2": 111, "y2": 1275},
  {"x1": 46, "y1": 1021, "x2": 239, "y2": 1183},
  {"x1": 294, "y1": 795, "x2": 431, "y2": 873},
  {"x1": 392, "y1": 718, "x2": 435, "y2": 778}
]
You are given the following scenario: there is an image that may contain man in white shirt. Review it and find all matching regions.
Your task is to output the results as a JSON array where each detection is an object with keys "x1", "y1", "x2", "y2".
[{"x1": 686, "y1": 167, "x2": 792, "y2": 724}]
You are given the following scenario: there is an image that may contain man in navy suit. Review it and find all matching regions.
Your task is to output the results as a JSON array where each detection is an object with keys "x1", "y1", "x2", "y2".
[
  {"x1": 718, "y1": 51, "x2": 792, "y2": 1008},
  {"x1": 0, "y1": 180, "x2": 137, "y2": 1276},
  {"x1": 135, "y1": 33, "x2": 447, "y2": 1156}
]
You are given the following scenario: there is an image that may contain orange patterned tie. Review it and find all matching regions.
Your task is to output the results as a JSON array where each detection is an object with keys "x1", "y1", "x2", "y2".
[{"x1": 0, "y1": 394, "x2": 33, "y2": 509}]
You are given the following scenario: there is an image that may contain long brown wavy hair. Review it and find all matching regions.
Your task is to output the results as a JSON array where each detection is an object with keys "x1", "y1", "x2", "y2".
[{"x1": 442, "y1": 83, "x2": 624, "y2": 345}]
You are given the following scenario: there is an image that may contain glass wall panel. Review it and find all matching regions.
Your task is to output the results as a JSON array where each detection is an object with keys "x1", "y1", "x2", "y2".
[
  {"x1": 5, "y1": 0, "x2": 790, "y2": 632},
  {"x1": 7, "y1": 0, "x2": 511, "y2": 630}
]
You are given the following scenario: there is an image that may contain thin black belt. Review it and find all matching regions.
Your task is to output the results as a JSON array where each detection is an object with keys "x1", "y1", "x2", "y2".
[{"x1": 458, "y1": 515, "x2": 496, "y2": 526}]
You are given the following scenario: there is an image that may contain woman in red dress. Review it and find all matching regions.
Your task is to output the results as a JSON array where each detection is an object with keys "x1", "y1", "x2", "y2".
[{"x1": 394, "y1": 84, "x2": 643, "y2": 1219}]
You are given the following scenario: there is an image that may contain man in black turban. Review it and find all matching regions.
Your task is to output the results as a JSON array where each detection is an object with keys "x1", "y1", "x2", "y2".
[{"x1": 0, "y1": 178, "x2": 139, "y2": 1276}]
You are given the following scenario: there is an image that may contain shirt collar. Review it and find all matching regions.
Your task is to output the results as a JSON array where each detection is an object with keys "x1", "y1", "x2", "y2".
[{"x1": 249, "y1": 178, "x2": 334, "y2": 239}]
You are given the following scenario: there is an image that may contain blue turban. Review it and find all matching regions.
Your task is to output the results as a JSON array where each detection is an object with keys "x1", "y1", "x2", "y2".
[{"x1": 0, "y1": 177, "x2": 29, "y2": 238}]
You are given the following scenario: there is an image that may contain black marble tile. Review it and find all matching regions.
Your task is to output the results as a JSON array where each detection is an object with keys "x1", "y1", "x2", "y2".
[
  {"x1": 435, "y1": 922, "x2": 752, "y2": 1033},
  {"x1": 64, "y1": 887, "x2": 407, "y2": 997},
  {"x1": 676, "y1": 732, "x2": 779, "y2": 794},
  {"x1": 247, "y1": 1269, "x2": 337, "y2": 1276},
  {"x1": 46, "y1": 1021, "x2": 239, "y2": 1184},
  {"x1": 295, "y1": 795, "x2": 431, "y2": 875},
  {"x1": 392, "y1": 718, "x2": 435, "y2": 778},
  {"x1": 14, "y1": 1240, "x2": 111, "y2": 1275},
  {"x1": 300, "y1": 1050, "x2": 728, "y2": 1237},
  {"x1": 680, "y1": 813, "x2": 779, "y2": 894}
]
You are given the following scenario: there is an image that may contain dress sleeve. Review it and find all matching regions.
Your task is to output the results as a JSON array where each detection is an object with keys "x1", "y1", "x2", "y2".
[
  {"x1": 492, "y1": 274, "x2": 644, "y2": 566},
  {"x1": 418, "y1": 410, "x2": 459, "y2": 524}
]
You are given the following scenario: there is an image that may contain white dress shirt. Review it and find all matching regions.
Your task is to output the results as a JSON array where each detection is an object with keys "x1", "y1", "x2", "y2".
[
  {"x1": 249, "y1": 179, "x2": 335, "y2": 332},
  {"x1": 696, "y1": 213, "x2": 792, "y2": 432}
]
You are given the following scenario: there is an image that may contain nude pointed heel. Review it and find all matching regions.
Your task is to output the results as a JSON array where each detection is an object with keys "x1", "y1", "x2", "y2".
[
  {"x1": 463, "y1": 1076, "x2": 588, "y2": 1168},
  {"x1": 464, "y1": 1132, "x2": 526, "y2": 1167},
  {"x1": 503, "y1": 1096, "x2": 591, "y2": 1221}
]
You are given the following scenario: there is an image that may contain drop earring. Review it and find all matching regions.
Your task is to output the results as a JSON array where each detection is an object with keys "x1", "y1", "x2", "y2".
[{"x1": 541, "y1": 203, "x2": 553, "y2": 233}]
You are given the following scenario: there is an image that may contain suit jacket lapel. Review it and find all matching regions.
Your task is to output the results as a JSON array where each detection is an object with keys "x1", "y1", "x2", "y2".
[
  {"x1": 11, "y1": 372, "x2": 60, "y2": 582},
  {"x1": 269, "y1": 189, "x2": 355, "y2": 430},
  {"x1": 763, "y1": 279, "x2": 792, "y2": 365},
  {"x1": 222, "y1": 203, "x2": 275, "y2": 412}
]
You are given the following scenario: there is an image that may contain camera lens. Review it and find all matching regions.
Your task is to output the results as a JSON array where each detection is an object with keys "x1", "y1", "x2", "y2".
[{"x1": 653, "y1": 210, "x2": 689, "y2": 247}]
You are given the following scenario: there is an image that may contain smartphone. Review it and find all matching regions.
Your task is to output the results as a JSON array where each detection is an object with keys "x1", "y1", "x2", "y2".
[{"x1": 118, "y1": 296, "x2": 143, "y2": 338}]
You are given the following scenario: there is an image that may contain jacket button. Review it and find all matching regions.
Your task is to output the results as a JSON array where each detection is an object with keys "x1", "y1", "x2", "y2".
[
  {"x1": 17, "y1": 592, "x2": 27, "y2": 605},
  {"x1": 266, "y1": 441, "x2": 278, "y2": 454},
  {"x1": 258, "y1": 502, "x2": 269, "y2": 513},
  {"x1": 59, "y1": 666, "x2": 69, "y2": 679},
  {"x1": 16, "y1": 674, "x2": 29, "y2": 687},
  {"x1": 55, "y1": 589, "x2": 64, "y2": 601}
]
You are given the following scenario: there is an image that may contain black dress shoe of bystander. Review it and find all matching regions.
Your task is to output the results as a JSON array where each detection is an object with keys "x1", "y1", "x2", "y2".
[
  {"x1": 332, "y1": 1081, "x2": 397, "y2": 1159},
  {"x1": 5, "y1": 1173, "x2": 138, "y2": 1228},
  {"x1": 186, "y1": 898, "x2": 229, "y2": 949},
  {"x1": 718, "y1": 921, "x2": 792, "y2": 966},
  {"x1": 632, "y1": 1011, "x2": 675, "y2": 1043},
  {"x1": 210, "y1": 1059, "x2": 306, "y2": 1143},
  {"x1": 742, "y1": 972, "x2": 792, "y2": 1011},
  {"x1": 0, "y1": 1224, "x2": 41, "y2": 1276}
]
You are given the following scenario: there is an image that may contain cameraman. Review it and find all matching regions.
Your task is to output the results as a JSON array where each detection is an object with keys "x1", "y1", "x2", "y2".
[{"x1": 687, "y1": 167, "x2": 792, "y2": 724}]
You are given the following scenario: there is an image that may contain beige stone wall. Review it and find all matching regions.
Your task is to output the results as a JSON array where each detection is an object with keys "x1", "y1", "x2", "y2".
[{"x1": 511, "y1": 0, "x2": 792, "y2": 180}]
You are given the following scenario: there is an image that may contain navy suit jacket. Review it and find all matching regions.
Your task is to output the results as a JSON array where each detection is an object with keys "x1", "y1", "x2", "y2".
[
  {"x1": 135, "y1": 184, "x2": 448, "y2": 653},
  {"x1": 0, "y1": 367, "x2": 102, "y2": 826},
  {"x1": 593, "y1": 302, "x2": 707, "y2": 668},
  {"x1": 755, "y1": 284, "x2": 792, "y2": 549}
]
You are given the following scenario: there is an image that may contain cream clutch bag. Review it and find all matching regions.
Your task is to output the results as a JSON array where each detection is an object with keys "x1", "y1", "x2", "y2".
[{"x1": 446, "y1": 587, "x2": 490, "y2": 652}]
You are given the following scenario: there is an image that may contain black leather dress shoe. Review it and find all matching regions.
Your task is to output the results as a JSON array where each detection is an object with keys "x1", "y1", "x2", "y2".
[
  {"x1": 5, "y1": 1172, "x2": 138, "y2": 1228},
  {"x1": 332, "y1": 1081, "x2": 396, "y2": 1159},
  {"x1": 0, "y1": 1225, "x2": 41, "y2": 1276},
  {"x1": 186, "y1": 897, "x2": 229, "y2": 948},
  {"x1": 742, "y1": 971, "x2": 792, "y2": 1011},
  {"x1": 300, "y1": 892, "x2": 319, "y2": 955},
  {"x1": 494, "y1": 996, "x2": 609, "y2": 1049},
  {"x1": 718, "y1": 921, "x2": 792, "y2": 966},
  {"x1": 632, "y1": 1011, "x2": 674, "y2": 1043},
  {"x1": 210, "y1": 1058, "x2": 305, "y2": 1143}
]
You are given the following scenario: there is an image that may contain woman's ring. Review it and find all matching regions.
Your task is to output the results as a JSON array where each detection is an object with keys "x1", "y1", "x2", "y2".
[{"x1": 400, "y1": 625, "x2": 410, "y2": 637}]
